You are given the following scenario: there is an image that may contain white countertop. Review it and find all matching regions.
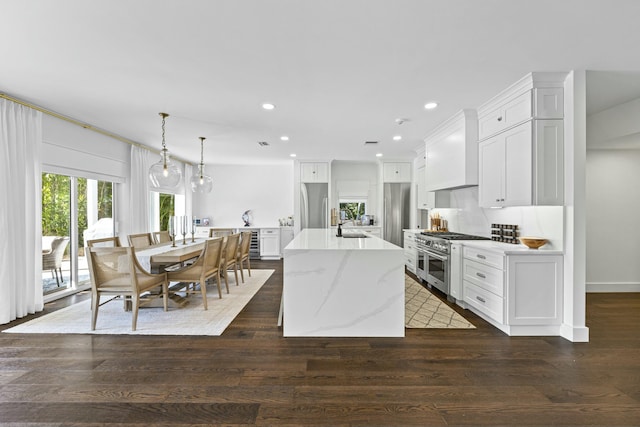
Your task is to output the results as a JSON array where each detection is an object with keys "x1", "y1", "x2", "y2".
[
  {"x1": 285, "y1": 228, "x2": 401, "y2": 251},
  {"x1": 459, "y1": 239, "x2": 563, "y2": 255}
]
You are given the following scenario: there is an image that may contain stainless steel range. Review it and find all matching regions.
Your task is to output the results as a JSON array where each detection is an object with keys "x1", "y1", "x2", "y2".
[{"x1": 415, "y1": 231, "x2": 490, "y2": 300}]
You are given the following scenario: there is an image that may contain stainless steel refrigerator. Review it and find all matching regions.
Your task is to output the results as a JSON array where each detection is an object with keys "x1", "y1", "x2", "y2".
[
  {"x1": 300, "y1": 183, "x2": 328, "y2": 229},
  {"x1": 383, "y1": 182, "x2": 410, "y2": 247}
]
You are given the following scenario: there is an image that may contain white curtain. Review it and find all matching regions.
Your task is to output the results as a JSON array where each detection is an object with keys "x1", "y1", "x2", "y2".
[
  {"x1": 0, "y1": 99, "x2": 43, "y2": 324},
  {"x1": 129, "y1": 146, "x2": 152, "y2": 233}
]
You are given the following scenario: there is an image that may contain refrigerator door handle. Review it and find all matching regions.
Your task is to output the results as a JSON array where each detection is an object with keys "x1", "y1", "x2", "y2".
[
  {"x1": 322, "y1": 197, "x2": 328, "y2": 228},
  {"x1": 300, "y1": 184, "x2": 308, "y2": 229}
]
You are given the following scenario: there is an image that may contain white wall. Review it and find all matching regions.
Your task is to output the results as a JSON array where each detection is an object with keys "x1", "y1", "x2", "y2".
[
  {"x1": 192, "y1": 164, "x2": 294, "y2": 227},
  {"x1": 586, "y1": 149, "x2": 640, "y2": 291},
  {"x1": 431, "y1": 187, "x2": 564, "y2": 250}
]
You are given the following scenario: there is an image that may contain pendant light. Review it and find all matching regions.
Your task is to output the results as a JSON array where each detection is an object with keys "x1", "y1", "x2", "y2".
[
  {"x1": 149, "y1": 112, "x2": 182, "y2": 188},
  {"x1": 190, "y1": 136, "x2": 213, "y2": 193}
]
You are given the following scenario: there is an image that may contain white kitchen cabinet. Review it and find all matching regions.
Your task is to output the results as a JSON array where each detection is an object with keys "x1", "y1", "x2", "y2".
[
  {"x1": 507, "y1": 255, "x2": 563, "y2": 326},
  {"x1": 403, "y1": 230, "x2": 418, "y2": 274},
  {"x1": 260, "y1": 228, "x2": 281, "y2": 259},
  {"x1": 449, "y1": 243, "x2": 462, "y2": 301},
  {"x1": 424, "y1": 109, "x2": 478, "y2": 191},
  {"x1": 280, "y1": 227, "x2": 294, "y2": 254},
  {"x1": 383, "y1": 162, "x2": 411, "y2": 183},
  {"x1": 479, "y1": 120, "x2": 564, "y2": 208},
  {"x1": 300, "y1": 162, "x2": 329, "y2": 183},
  {"x1": 461, "y1": 244, "x2": 564, "y2": 335},
  {"x1": 478, "y1": 90, "x2": 532, "y2": 140}
]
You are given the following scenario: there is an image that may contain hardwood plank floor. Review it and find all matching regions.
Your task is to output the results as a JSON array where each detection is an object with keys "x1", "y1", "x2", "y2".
[{"x1": 1, "y1": 260, "x2": 639, "y2": 426}]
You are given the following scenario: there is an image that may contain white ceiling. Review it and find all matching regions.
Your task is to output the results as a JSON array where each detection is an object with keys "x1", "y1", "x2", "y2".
[{"x1": 2, "y1": 0, "x2": 640, "y2": 165}]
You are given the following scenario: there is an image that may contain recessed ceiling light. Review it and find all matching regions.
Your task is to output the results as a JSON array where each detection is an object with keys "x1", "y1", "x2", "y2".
[
  {"x1": 424, "y1": 102, "x2": 438, "y2": 110},
  {"x1": 393, "y1": 135, "x2": 402, "y2": 141},
  {"x1": 280, "y1": 136, "x2": 289, "y2": 141},
  {"x1": 290, "y1": 153, "x2": 297, "y2": 158},
  {"x1": 376, "y1": 153, "x2": 383, "y2": 157},
  {"x1": 262, "y1": 103, "x2": 275, "y2": 110}
]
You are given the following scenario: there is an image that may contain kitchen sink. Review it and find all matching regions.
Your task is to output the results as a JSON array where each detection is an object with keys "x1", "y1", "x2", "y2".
[{"x1": 342, "y1": 233, "x2": 369, "y2": 238}]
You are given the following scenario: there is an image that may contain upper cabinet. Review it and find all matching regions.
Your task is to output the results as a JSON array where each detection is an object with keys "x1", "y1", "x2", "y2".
[
  {"x1": 477, "y1": 72, "x2": 566, "y2": 208},
  {"x1": 300, "y1": 162, "x2": 329, "y2": 182},
  {"x1": 383, "y1": 162, "x2": 411, "y2": 183},
  {"x1": 424, "y1": 109, "x2": 478, "y2": 191}
]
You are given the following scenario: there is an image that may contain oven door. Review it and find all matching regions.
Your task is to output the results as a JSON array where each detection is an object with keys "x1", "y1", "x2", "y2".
[
  {"x1": 416, "y1": 247, "x2": 427, "y2": 280},
  {"x1": 423, "y1": 248, "x2": 449, "y2": 295}
]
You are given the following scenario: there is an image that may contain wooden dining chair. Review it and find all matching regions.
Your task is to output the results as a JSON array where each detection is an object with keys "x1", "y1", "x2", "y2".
[
  {"x1": 237, "y1": 231, "x2": 252, "y2": 283},
  {"x1": 128, "y1": 233, "x2": 154, "y2": 248},
  {"x1": 87, "y1": 236, "x2": 122, "y2": 247},
  {"x1": 86, "y1": 246, "x2": 168, "y2": 331},
  {"x1": 152, "y1": 230, "x2": 171, "y2": 244},
  {"x1": 166, "y1": 237, "x2": 224, "y2": 310},
  {"x1": 221, "y1": 233, "x2": 241, "y2": 289}
]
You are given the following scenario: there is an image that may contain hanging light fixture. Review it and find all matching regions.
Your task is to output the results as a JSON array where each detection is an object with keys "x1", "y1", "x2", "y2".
[
  {"x1": 149, "y1": 112, "x2": 182, "y2": 188},
  {"x1": 190, "y1": 136, "x2": 213, "y2": 193}
]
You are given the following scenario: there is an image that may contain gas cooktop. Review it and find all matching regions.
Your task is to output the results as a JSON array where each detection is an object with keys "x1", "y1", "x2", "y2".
[{"x1": 420, "y1": 231, "x2": 490, "y2": 241}]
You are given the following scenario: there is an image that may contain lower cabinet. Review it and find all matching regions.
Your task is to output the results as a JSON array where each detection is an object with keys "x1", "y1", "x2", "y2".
[
  {"x1": 403, "y1": 231, "x2": 418, "y2": 274},
  {"x1": 260, "y1": 228, "x2": 281, "y2": 259},
  {"x1": 459, "y1": 245, "x2": 563, "y2": 335},
  {"x1": 449, "y1": 243, "x2": 462, "y2": 300}
]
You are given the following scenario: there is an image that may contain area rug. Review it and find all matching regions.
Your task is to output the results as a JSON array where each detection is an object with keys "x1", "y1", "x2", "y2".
[
  {"x1": 4, "y1": 269, "x2": 274, "y2": 336},
  {"x1": 405, "y1": 275, "x2": 475, "y2": 329}
]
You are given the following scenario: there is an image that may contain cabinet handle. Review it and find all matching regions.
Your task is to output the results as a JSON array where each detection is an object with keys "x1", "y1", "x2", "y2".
[
  {"x1": 497, "y1": 116, "x2": 503, "y2": 122},
  {"x1": 476, "y1": 272, "x2": 486, "y2": 279},
  {"x1": 495, "y1": 198, "x2": 500, "y2": 202},
  {"x1": 476, "y1": 254, "x2": 486, "y2": 260},
  {"x1": 476, "y1": 296, "x2": 486, "y2": 303}
]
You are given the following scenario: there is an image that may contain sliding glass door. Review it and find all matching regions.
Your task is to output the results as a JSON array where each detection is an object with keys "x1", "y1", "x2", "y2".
[{"x1": 41, "y1": 172, "x2": 114, "y2": 298}]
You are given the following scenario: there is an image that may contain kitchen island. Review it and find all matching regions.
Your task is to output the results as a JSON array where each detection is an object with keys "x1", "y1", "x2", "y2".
[{"x1": 282, "y1": 228, "x2": 405, "y2": 337}]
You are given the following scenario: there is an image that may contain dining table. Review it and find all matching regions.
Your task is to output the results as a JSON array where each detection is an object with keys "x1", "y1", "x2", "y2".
[{"x1": 134, "y1": 238, "x2": 207, "y2": 308}]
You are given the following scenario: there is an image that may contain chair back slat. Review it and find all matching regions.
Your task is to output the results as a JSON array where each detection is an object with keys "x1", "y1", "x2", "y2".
[
  {"x1": 224, "y1": 233, "x2": 241, "y2": 262},
  {"x1": 87, "y1": 236, "x2": 121, "y2": 248},
  {"x1": 204, "y1": 238, "x2": 224, "y2": 271},
  {"x1": 128, "y1": 233, "x2": 154, "y2": 248},
  {"x1": 152, "y1": 231, "x2": 171, "y2": 244}
]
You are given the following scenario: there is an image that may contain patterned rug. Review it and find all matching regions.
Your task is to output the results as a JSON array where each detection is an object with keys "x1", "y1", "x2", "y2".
[{"x1": 405, "y1": 275, "x2": 475, "y2": 329}]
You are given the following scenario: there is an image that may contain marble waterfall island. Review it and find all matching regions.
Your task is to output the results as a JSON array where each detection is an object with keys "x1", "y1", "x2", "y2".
[{"x1": 283, "y1": 229, "x2": 405, "y2": 337}]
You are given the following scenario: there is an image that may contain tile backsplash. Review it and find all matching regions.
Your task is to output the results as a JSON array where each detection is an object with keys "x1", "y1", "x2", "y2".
[{"x1": 431, "y1": 187, "x2": 564, "y2": 250}]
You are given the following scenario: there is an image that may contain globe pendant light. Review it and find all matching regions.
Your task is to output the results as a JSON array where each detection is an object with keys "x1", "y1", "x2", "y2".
[
  {"x1": 149, "y1": 112, "x2": 182, "y2": 188},
  {"x1": 190, "y1": 137, "x2": 213, "y2": 193}
]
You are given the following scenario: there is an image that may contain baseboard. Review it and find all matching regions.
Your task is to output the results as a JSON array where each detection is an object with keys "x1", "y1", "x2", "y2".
[
  {"x1": 560, "y1": 324, "x2": 589, "y2": 342},
  {"x1": 586, "y1": 282, "x2": 640, "y2": 293}
]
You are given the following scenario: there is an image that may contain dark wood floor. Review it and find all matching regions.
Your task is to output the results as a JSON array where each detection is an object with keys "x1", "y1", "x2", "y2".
[{"x1": 1, "y1": 260, "x2": 639, "y2": 426}]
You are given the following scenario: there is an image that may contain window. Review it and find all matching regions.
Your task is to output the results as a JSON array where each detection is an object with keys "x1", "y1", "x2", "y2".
[
  {"x1": 339, "y1": 199, "x2": 367, "y2": 221},
  {"x1": 41, "y1": 173, "x2": 115, "y2": 298},
  {"x1": 150, "y1": 191, "x2": 185, "y2": 232}
]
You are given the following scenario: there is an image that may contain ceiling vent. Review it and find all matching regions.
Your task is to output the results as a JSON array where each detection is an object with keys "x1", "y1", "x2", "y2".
[
  {"x1": 257, "y1": 141, "x2": 270, "y2": 147},
  {"x1": 364, "y1": 141, "x2": 378, "y2": 145}
]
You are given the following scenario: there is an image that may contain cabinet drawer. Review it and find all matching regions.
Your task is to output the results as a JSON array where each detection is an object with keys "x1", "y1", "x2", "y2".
[
  {"x1": 404, "y1": 232, "x2": 416, "y2": 243},
  {"x1": 463, "y1": 246, "x2": 504, "y2": 270},
  {"x1": 479, "y1": 91, "x2": 532, "y2": 140},
  {"x1": 260, "y1": 228, "x2": 279, "y2": 236},
  {"x1": 463, "y1": 259, "x2": 504, "y2": 297},
  {"x1": 404, "y1": 254, "x2": 417, "y2": 270},
  {"x1": 404, "y1": 240, "x2": 416, "y2": 252},
  {"x1": 464, "y1": 280, "x2": 504, "y2": 323}
]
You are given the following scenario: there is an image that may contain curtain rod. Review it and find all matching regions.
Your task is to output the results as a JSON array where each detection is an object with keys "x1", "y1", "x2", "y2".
[{"x1": 0, "y1": 92, "x2": 194, "y2": 166}]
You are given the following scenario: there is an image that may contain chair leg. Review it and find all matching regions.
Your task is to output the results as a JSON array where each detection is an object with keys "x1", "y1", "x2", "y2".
[
  {"x1": 131, "y1": 294, "x2": 140, "y2": 331},
  {"x1": 247, "y1": 257, "x2": 251, "y2": 277},
  {"x1": 233, "y1": 264, "x2": 239, "y2": 286},
  {"x1": 239, "y1": 260, "x2": 245, "y2": 283},
  {"x1": 215, "y1": 272, "x2": 222, "y2": 298},
  {"x1": 91, "y1": 293, "x2": 99, "y2": 331},
  {"x1": 223, "y1": 266, "x2": 229, "y2": 293},
  {"x1": 200, "y1": 279, "x2": 208, "y2": 310}
]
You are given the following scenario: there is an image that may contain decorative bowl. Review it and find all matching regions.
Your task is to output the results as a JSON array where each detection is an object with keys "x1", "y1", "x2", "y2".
[{"x1": 519, "y1": 237, "x2": 548, "y2": 249}]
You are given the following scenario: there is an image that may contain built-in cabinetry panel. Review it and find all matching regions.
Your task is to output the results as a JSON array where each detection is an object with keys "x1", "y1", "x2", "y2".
[
  {"x1": 416, "y1": 166, "x2": 449, "y2": 210},
  {"x1": 301, "y1": 162, "x2": 329, "y2": 183},
  {"x1": 383, "y1": 162, "x2": 411, "y2": 183},
  {"x1": 477, "y1": 72, "x2": 565, "y2": 208}
]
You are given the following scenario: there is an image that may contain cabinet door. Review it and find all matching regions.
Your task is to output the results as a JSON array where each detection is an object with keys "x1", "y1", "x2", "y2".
[
  {"x1": 301, "y1": 163, "x2": 328, "y2": 182},
  {"x1": 503, "y1": 121, "x2": 533, "y2": 206},
  {"x1": 533, "y1": 120, "x2": 564, "y2": 205},
  {"x1": 260, "y1": 236, "x2": 280, "y2": 257},
  {"x1": 479, "y1": 136, "x2": 505, "y2": 207},
  {"x1": 507, "y1": 255, "x2": 563, "y2": 325},
  {"x1": 383, "y1": 162, "x2": 411, "y2": 182},
  {"x1": 534, "y1": 88, "x2": 563, "y2": 119},
  {"x1": 478, "y1": 91, "x2": 532, "y2": 140},
  {"x1": 416, "y1": 167, "x2": 428, "y2": 209}
]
